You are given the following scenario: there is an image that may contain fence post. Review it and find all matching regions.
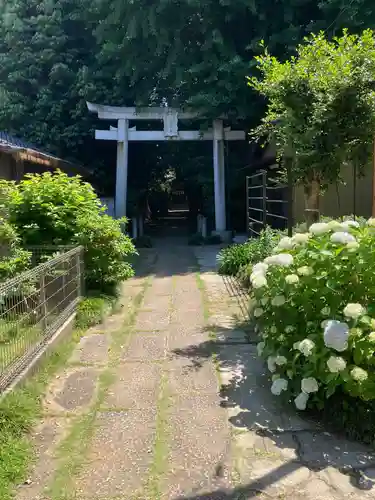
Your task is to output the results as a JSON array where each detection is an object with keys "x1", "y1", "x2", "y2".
[
  {"x1": 76, "y1": 248, "x2": 84, "y2": 298},
  {"x1": 39, "y1": 271, "x2": 48, "y2": 331},
  {"x1": 262, "y1": 170, "x2": 267, "y2": 229}
]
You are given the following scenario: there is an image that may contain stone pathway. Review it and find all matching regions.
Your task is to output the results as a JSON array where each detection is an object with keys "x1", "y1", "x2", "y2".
[{"x1": 16, "y1": 242, "x2": 375, "y2": 500}]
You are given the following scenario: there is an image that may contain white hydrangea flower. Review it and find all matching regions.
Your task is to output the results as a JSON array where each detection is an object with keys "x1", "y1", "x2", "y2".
[
  {"x1": 301, "y1": 377, "x2": 319, "y2": 394},
  {"x1": 264, "y1": 253, "x2": 294, "y2": 267},
  {"x1": 275, "y1": 355, "x2": 287, "y2": 366},
  {"x1": 343, "y1": 303, "x2": 365, "y2": 319},
  {"x1": 270, "y1": 325, "x2": 277, "y2": 334},
  {"x1": 321, "y1": 306, "x2": 330, "y2": 316},
  {"x1": 323, "y1": 320, "x2": 349, "y2": 352},
  {"x1": 257, "y1": 341, "x2": 265, "y2": 356},
  {"x1": 276, "y1": 236, "x2": 294, "y2": 250},
  {"x1": 260, "y1": 297, "x2": 269, "y2": 306},
  {"x1": 271, "y1": 378, "x2": 288, "y2": 395},
  {"x1": 267, "y1": 356, "x2": 277, "y2": 373},
  {"x1": 327, "y1": 220, "x2": 343, "y2": 231},
  {"x1": 271, "y1": 295, "x2": 286, "y2": 307},
  {"x1": 251, "y1": 274, "x2": 268, "y2": 289},
  {"x1": 298, "y1": 339, "x2": 315, "y2": 357},
  {"x1": 292, "y1": 233, "x2": 310, "y2": 245},
  {"x1": 351, "y1": 367, "x2": 368, "y2": 382},
  {"x1": 285, "y1": 325, "x2": 295, "y2": 333},
  {"x1": 285, "y1": 274, "x2": 299, "y2": 285},
  {"x1": 327, "y1": 356, "x2": 346, "y2": 373},
  {"x1": 346, "y1": 241, "x2": 360, "y2": 252},
  {"x1": 330, "y1": 231, "x2": 356, "y2": 244},
  {"x1": 368, "y1": 332, "x2": 375, "y2": 342},
  {"x1": 297, "y1": 266, "x2": 313, "y2": 276},
  {"x1": 294, "y1": 392, "x2": 309, "y2": 410},
  {"x1": 253, "y1": 307, "x2": 264, "y2": 318},
  {"x1": 321, "y1": 319, "x2": 329, "y2": 328},
  {"x1": 252, "y1": 262, "x2": 269, "y2": 274},
  {"x1": 367, "y1": 218, "x2": 375, "y2": 227},
  {"x1": 309, "y1": 222, "x2": 330, "y2": 235},
  {"x1": 341, "y1": 220, "x2": 360, "y2": 231}
]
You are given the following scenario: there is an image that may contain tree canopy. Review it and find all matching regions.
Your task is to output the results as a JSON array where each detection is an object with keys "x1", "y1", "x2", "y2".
[
  {"x1": 250, "y1": 29, "x2": 375, "y2": 182},
  {"x1": 0, "y1": 0, "x2": 375, "y2": 215},
  {"x1": 249, "y1": 29, "x2": 375, "y2": 222}
]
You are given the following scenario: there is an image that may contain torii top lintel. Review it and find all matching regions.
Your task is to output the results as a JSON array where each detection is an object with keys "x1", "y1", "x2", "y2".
[{"x1": 86, "y1": 101, "x2": 200, "y2": 121}]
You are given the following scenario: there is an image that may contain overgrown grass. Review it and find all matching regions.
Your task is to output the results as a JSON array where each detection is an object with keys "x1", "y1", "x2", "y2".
[
  {"x1": 217, "y1": 226, "x2": 280, "y2": 276},
  {"x1": 75, "y1": 294, "x2": 117, "y2": 330},
  {"x1": 0, "y1": 329, "x2": 82, "y2": 500}
]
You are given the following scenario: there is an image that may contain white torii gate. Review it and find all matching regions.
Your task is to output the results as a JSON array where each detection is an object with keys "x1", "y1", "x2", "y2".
[{"x1": 87, "y1": 102, "x2": 245, "y2": 236}]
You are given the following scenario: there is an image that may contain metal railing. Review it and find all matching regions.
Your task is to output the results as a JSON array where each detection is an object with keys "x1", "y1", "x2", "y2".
[
  {"x1": 0, "y1": 246, "x2": 84, "y2": 392},
  {"x1": 246, "y1": 169, "x2": 293, "y2": 238},
  {"x1": 26, "y1": 245, "x2": 75, "y2": 268}
]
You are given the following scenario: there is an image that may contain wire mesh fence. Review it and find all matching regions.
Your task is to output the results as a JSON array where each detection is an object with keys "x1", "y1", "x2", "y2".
[
  {"x1": 0, "y1": 246, "x2": 84, "y2": 392},
  {"x1": 246, "y1": 169, "x2": 293, "y2": 238},
  {"x1": 27, "y1": 245, "x2": 76, "y2": 268}
]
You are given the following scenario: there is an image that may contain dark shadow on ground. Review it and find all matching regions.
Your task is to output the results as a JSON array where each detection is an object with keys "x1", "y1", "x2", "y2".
[
  {"x1": 221, "y1": 275, "x2": 251, "y2": 322},
  {"x1": 174, "y1": 460, "x2": 305, "y2": 499}
]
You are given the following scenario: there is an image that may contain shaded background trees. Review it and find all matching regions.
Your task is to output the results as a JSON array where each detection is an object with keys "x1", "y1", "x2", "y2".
[{"x1": 0, "y1": 0, "x2": 374, "y2": 231}]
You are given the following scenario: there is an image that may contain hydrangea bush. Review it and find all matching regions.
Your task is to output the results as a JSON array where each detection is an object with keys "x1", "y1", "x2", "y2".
[{"x1": 251, "y1": 218, "x2": 375, "y2": 410}]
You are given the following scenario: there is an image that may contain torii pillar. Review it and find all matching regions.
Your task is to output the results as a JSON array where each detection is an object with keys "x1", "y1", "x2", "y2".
[
  {"x1": 115, "y1": 119, "x2": 128, "y2": 219},
  {"x1": 213, "y1": 119, "x2": 226, "y2": 233}
]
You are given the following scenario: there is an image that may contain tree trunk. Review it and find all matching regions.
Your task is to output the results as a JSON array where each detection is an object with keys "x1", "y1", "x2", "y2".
[{"x1": 304, "y1": 179, "x2": 320, "y2": 227}]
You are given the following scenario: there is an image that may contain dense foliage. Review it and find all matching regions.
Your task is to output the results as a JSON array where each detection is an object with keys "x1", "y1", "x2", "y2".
[
  {"x1": 3, "y1": 172, "x2": 136, "y2": 290},
  {"x1": 249, "y1": 30, "x2": 375, "y2": 222},
  {"x1": 251, "y1": 219, "x2": 375, "y2": 411},
  {"x1": 1, "y1": 0, "x2": 375, "y2": 194},
  {"x1": 0, "y1": 219, "x2": 31, "y2": 281},
  {"x1": 217, "y1": 227, "x2": 280, "y2": 276}
]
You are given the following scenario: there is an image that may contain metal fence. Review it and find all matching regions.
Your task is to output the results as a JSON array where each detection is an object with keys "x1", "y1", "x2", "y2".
[
  {"x1": 246, "y1": 169, "x2": 293, "y2": 238},
  {"x1": 0, "y1": 246, "x2": 83, "y2": 392}
]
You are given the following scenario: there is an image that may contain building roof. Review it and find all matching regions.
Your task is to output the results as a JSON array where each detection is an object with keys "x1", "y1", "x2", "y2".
[{"x1": 0, "y1": 131, "x2": 89, "y2": 176}]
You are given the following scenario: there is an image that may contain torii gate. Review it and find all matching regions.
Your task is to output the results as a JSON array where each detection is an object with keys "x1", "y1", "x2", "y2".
[{"x1": 87, "y1": 102, "x2": 245, "y2": 236}]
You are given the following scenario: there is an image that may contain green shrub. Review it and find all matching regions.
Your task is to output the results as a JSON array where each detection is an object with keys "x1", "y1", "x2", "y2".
[
  {"x1": 0, "y1": 218, "x2": 31, "y2": 281},
  {"x1": 3, "y1": 171, "x2": 136, "y2": 290},
  {"x1": 217, "y1": 227, "x2": 280, "y2": 276},
  {"x1": 75, "y1": 295, "x2": 115, "y2": 329},
  {"x1": 251, "y1": 218, "x2": 375, "y2": 414}
]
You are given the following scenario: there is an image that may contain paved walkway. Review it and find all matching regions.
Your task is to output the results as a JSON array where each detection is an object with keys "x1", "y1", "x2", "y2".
[{"x1": 16, "y1": 242, "x2": 375, "y2": 499}]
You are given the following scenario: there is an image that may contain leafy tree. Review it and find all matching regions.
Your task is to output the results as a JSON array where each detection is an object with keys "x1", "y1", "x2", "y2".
[
  {"x1": 1, "y1": 0, "x2": 375, "y2": 222},
  {"x1": 4, "y1": 172, "x2": 136, "y2": 290},
  {"x1": 249, "y1": 29, "x2": 375, "y2": 224},
  {"x1": 95, "y1": 0, "x2": 375, "y2": 120}
]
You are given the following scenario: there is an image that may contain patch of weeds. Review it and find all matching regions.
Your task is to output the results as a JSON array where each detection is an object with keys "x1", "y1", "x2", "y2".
[
  {"x1": 195, "y1": 273, "x2": 210, "y2": 322},
  {"x1": 75, "y1": 294, "x2": 116, "y2": 329},
  {"x1": 146, "y1": 372, "x2": 170, "y2": 499},
  {"x1": 0, "y1": 329, "x2": 82, "y2": 500}
]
